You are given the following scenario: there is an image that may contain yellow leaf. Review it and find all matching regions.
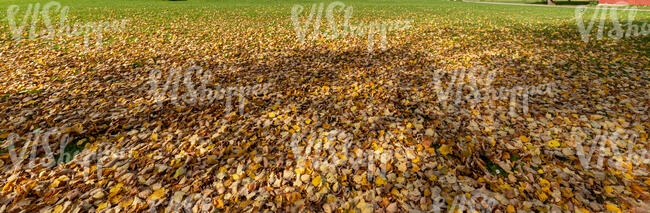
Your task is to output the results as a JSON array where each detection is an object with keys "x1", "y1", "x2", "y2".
[
  {"x1": 327, "y1": 195, "x2": 337, "y2": 202},
  {"x1": 62, "y1": 123, "x2": 83, "y2": 134},
  {"x1": 375, "y1": 176, "x2": 387, "y2": 186},
  {"x1": 109, "y1": 183, "x2": 124, "y2": 197},
  {"x1": 51, "y1": 179, "x2": 61, "y2": 188},
  {"x1": 411, "y1": 164, "x2": 421, "y2": 173},
  {"x1": 412, "y1": 157, "x2": 420, "y2": 164},
  {"x1": 111, "y1": 194, "x2": 122, "y2": 204},
  {"x1": 269, "y1": 112, "x2": 276, "y2": 118},
  {"x1": 295, "y1": 167, "x2": 304, "y2": 175},
  {"x1": 305, "y1": 118, "x2": 312, "y2": 124},
  {"x1": 540, "y1": 179, "x2": 551, "y2": 192},
  {"x1": 605, "y1": 204, "x2": 621, "y2": 213},
  {"x1": 624, "y1": 173, "x2": 634, "y2": 180},
  {"x1": 53, "y1": 205, "x2": 63, "y2": 213},
  {"x1": 520, "y1": 136, "x2": 530, "y2": 143},
  {"x1": 148, "y1": 188, "x2": 166, "y2": 201},
  {"x1": 216, "y1": 198, "x2": 225, "y2": 208},
  {"x1": 506, "y1": 205, "x2": 515, "y2": 213},
  {"x1": 590, "y1": 115, "x2": 603, "y2": 120},
  {"x1": 538, "y1": 192, "x2": 548, "y2": 202},
  {"x1": 371, "y1": 142, "x2": 379, "y2": 150},
  {"x1": 97, "y1": 202, "x2": 109, "y2": 211},
  {"x1": 150, "y1": 133, "x2": 158, "y2": 141},
  {"x1": 604, "y1": 186, "x2": 613, "y2": 194},
  {"x1": 312, "y1": 175, "x2": 322, "y2": 187},
  {"x1": 439, "y1": 145, "x2": 451, "y2": 156},
  {"x1": 119, "y1": 198, "x2": 132, "y2": 208},
  {"x1": 548, "y1": 140, "x2": 560, "y2": 148},
  {"x1": 292, "y1": 125, "x2": 300, "y2": 131}
]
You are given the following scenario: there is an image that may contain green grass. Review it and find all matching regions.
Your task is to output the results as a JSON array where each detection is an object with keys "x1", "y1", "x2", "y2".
[
  {"x1": 473, "y1": 0, "x2": 650, "y2": 9},
  {"x1": 54, "y1": 137, "x2": 89, "y2": 165},
  {"x1": 0, "y1": 0, "x2": 647, "y2": 47},
  {"x1": 476, "y1": 0, "x2": 594, "y2": 4},
  {"x1": 0, "y1": 0, "x2": 647, "y2": 28}
]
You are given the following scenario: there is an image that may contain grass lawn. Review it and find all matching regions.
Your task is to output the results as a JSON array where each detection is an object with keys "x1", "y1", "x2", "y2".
[
  {"x1": 475, "y1": 0, "x2": 596, "y2": 4},
  {"x1": 473, "y1": 0, "x2": 650, "y2": 9},
  {"x1": 0, "y1": 0, "x2": 648, "y2": 212}
]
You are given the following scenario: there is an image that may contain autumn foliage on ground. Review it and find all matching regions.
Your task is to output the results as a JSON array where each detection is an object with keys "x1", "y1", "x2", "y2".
[{"x1": 0, "y1": 0, "x2": 648, "y2": 212}]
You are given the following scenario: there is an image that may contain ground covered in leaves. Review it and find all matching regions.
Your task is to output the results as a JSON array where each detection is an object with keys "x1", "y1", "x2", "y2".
[{"x1": 0, "y1": 0, "x2": 649, "y2": 212}]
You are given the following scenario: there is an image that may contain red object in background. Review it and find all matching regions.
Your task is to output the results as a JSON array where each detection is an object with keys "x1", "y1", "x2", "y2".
[{"x1": 599, "y1": 0, "x2": 650, "y2": 6}]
